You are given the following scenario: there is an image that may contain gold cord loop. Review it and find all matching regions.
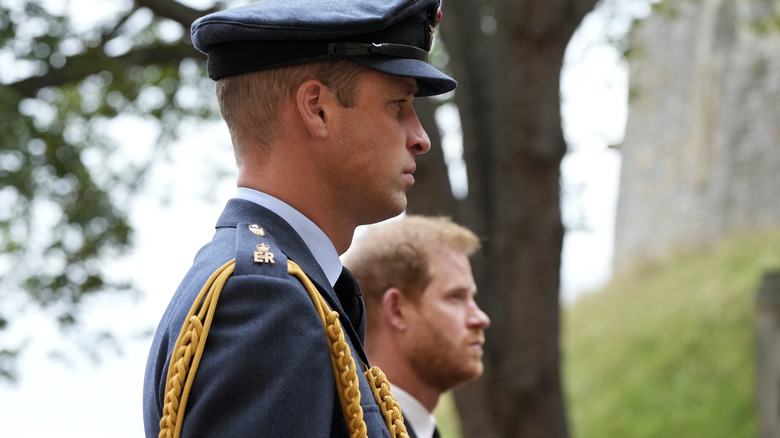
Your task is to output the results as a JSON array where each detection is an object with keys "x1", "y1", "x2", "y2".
[
  {"x1": 287, "y1": 260, "x2": 409, "y2": 438},
  {"x1": 158, "y1": 258, "x2": 408, "y2": 438},
  {"x1": 159, "y1": 259, "x2": 236, "y2": 438},
  {"x1": 365, "y1": 366, "x2": 410, "y2": 438},
  {"x1": 288, "y1": 260, "x2": 368, "y2": 438}
]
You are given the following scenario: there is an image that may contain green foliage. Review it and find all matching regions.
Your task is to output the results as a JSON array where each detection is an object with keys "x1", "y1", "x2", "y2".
[
  {"x1": 595, "y1": 0, "x2": 656, "y2": 56},
  {"x1": 742, "y1": 0, "x2": 780, "y2": 35},
  {"x1": 433, "y1": 392, "x2": 465, "y2": 438},
  {"x1": 636, "y1": 0, "x2": 780, "y2": 36},
  {"x1": 0, "y1": 0, "x2": 219, "y2": 380},
  {"x1": 650, "y1": 0, "x2": 682, "y2": 19},
  {"x1": 563, "y1": 227, "x2": 780, "y2": 437}
]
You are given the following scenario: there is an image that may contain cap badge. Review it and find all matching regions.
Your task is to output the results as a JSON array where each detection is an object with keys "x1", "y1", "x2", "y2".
[
  {"x1": 428, "y1": 10, "x2": 443, "y2": 50},
  {"x1": 254, "y1": 243, "x2": 276, "y2": 264}
]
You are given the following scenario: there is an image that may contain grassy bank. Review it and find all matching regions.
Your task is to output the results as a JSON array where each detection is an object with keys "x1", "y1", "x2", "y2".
[{"x1": 563, "y1": 226, "x2": 780, "y2": 437}]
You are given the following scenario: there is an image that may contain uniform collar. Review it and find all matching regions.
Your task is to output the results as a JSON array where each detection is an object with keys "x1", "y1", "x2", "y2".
[
  {"x1": 235, "y1": 187, "x2": 342, "y2": 287},
  {"x1": 391, "y1": 384, "x2": 437, "y2": 438}
]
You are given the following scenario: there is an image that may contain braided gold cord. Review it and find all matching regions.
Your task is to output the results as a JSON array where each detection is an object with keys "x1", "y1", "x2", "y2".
[
  {"x1": 288, "y1": 260, "x2": 368, "y2": 438},
  {"x1": 288, "y1": 260, "x2": 409, "y2": 438},
  {"x1": 365, "y1": 366, "x2": 410, "y2": 438},
  {"x1": 158, "y1": 258, "x2": 408, "y2": 438},
  {"x1": 158, "y1": 259, "x2": 236, "y2": 438}
]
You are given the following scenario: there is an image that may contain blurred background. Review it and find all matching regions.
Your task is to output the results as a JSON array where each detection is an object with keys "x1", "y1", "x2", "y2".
[{"x1": 1, "y1": 0, "x2": 779, "y2": 437}]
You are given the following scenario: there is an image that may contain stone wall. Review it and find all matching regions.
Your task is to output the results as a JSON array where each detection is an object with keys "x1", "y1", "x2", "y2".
[{"x1": 614, "y1": 0, "x2": 780, "y2": 271}]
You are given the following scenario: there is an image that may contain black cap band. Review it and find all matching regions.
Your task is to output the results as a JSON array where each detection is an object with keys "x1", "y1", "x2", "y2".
[{"x1": 205, "y1": 17, "x2": 434, "y2": 80}]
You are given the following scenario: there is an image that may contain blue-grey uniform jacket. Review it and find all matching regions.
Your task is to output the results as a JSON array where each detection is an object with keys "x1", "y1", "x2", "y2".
[{"x1": 143, "y1": 199, "x2": 389, "y2": 437}]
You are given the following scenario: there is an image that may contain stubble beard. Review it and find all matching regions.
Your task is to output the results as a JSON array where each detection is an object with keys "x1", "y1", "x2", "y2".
[{"x1": 406, "y1": 321, "x2": 483, "y2": 393}]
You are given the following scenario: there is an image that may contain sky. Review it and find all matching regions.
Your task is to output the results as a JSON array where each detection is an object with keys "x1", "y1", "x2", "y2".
[{"x1": 0, "y1": 2, "x2": 648, "y2": 436}]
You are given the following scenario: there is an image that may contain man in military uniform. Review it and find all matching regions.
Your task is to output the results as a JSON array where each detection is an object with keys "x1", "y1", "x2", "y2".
[
  {"x1": 342, "y1": 216, "x2": 491, "y2": 438},
  {"x1": 142, "y1": 0, "x2": 456, "y2": 437}
]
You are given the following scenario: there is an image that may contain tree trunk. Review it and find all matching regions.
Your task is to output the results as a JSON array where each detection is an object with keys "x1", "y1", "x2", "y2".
[{"x1": 408, "y1": 0, "x2": 598, "y2": 436}]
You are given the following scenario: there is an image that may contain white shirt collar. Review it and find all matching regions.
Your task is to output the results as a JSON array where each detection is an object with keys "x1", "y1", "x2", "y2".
[
  {"x1": 391, "y1": 385, "x2": 437, "y2": 438},
  {"x1": 235, "y1": 187, "x2": 342, "y2": 287}
]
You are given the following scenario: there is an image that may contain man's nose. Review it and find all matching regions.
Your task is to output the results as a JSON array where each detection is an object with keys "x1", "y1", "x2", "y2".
[
  {"x1": 407, "y1": 107, "x2": 431, "y2": 154},
  {"x1": 468, "y1": 301, "x2": 491, "y2": 329}
]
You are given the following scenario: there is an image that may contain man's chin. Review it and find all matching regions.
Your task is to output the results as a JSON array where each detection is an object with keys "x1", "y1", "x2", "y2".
[{"x1": 369, "y1": 199, "x2": 407, "y2": 224}]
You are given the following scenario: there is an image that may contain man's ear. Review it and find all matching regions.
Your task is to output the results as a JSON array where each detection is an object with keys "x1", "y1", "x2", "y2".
[
  {"x1": 296, "y1": 79, "x2": 333, "y2": 139},
  {"x1": 381, "y1": 288, "x2": 408, "y2": 331}
]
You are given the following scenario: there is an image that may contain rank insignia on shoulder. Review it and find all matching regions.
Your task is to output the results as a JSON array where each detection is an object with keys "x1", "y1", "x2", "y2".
[
  {"x1": 248, "y1": 224, "x2": 266, "y2": 236},
  {"x1": 254, "y1": 242, "x2": 276, "y2": 264},
  {"x1": 235, "y1": 222, "x2": 287, "y2": 278}
]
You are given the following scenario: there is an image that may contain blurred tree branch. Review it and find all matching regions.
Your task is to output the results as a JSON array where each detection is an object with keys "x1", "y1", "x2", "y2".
[
  {"x1": 0, "y1": 0, "x2": 219, "y2": 382},
  {"x1": 9, "y1": 42, "x2": 197, "y2": 98}
]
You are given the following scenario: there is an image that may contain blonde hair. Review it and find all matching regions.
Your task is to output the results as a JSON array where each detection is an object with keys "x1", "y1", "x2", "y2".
[
  {"x1": 216, "y1": 59, "x2": 369, "y2": 163},
  {"x1": 342, "y1": 215, "x2": 481, "y2": 333}
]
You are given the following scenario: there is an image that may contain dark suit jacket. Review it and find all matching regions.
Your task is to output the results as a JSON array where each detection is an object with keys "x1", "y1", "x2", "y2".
[{"x1": 143, "y1": 199, "x2": 389, "y2": 437}]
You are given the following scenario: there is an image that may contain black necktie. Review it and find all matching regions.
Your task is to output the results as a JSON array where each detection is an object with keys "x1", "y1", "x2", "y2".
[
  {"x1": 432, "y1": 426, "x2": 441, "y2": 438},
  {"x1": 333, "y1": 266, "x2": 366, "y2": 342}
]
